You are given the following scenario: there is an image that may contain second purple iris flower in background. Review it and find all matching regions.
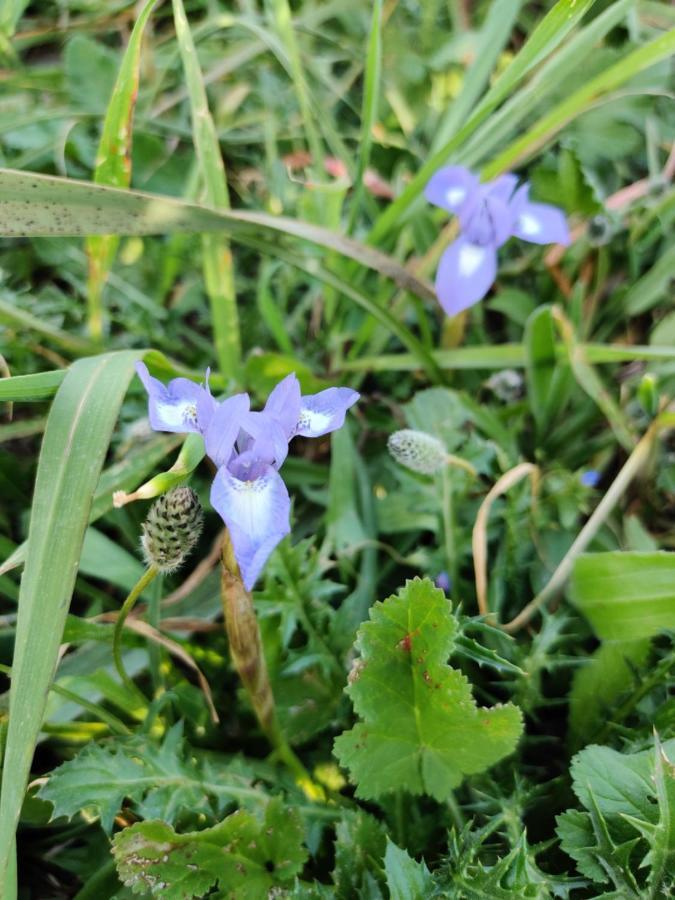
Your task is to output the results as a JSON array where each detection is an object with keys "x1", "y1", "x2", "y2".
[{"x1": 424, "y1": 165, "x2": 570, "y2": 316}]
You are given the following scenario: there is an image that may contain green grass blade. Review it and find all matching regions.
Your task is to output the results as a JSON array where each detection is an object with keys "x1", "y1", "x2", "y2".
[
  {"x1": 268, "y1": 0, "x2": 324, "y2": 169},
  {"x1": 367, "y1": 0, "x2": 598, "y2": 244},
  {"x1": 460, "y1": 0, "x2": 632, "y2": 168},
  {"x1": 0, "y1": 370, "x2": 65, "y2": 402},
  {"x1": 431, "y1": 0, "x2": 523, "y2": 154},
  {"x1": 0, "y1": 350, "x2": 142, "y2": 885},
  {"x1": 346, "y1": 0, "x2": 382, "y2": 233},
  {"x1": 0, "y1": 168, "x2": 435, "y2": 303},
  {"x1": 172, "y1": 0, "x2": 241, "y2": 376},
  {"x1": 85, "y1": 0, "x2": 159, "y2": 340},
  {"x1": 0, "y1": 0, "x2": 29, "y2": 40},
  {"x1": 339, "y1": 343, "x2": 675, "y2": 373},
  {"x1": 482, "y1": 27, "x2": 675, "y2": 177}
]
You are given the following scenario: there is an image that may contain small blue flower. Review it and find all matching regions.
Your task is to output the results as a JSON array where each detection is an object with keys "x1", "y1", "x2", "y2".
[
  {"x1": 580, "y1": 470, "x2": 601, "y2": 488},
  {"x1": 424, "y1": 165, "x2": 570, "y2": 316},
  {"x1": 434, "y1": 571, "x2": 452, "y2": 593},
  {"x1": 135, "y1": 364, "x2": 359, "y2": 589}
]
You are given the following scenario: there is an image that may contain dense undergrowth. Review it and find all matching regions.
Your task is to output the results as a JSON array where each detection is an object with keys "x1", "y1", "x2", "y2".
[{"x1": 0, "y1": 1, "x2": 674, "y2": 897}]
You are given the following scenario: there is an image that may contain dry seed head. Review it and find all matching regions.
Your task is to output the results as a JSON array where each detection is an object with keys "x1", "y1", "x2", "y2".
[
  {"x1": 387, "y1": 429, "x2": 448, "y2": 475},
  {"x1": 141, "y1": 486, "x2": 203, "y2": 573}
]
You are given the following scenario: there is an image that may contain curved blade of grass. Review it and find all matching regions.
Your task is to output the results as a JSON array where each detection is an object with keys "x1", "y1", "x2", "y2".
[
  {"x1": 482, "y1": 27, "x2": 675, "y2": 178},
  {"x1": 0, "y1": 350, "x2": 142, "y2": 887},
  {"x1": 0, "y1": 296, "x2": 97, "y2": 355},
  {"x1": 431, "y1": 0, "x2": 523, "y2": 154},
  {"x1": 0, "y1": 369, "x2": 65, "y2": 402},
  {"x1": 339, "y1": 343, "x2": 675, "y2": 373},
  {"x1": 86, "y1": 0, "x2": 160, "y2": 340},
  {"x1": 460, "y1": 0, "x2": 632, "y2": 168},
  {"x1": 0, "y1": 0, "x2": 28, "y2": 40},
  {"x1": 0, "y1": 168, "x2": 435, "y2": 303},
  {"x1": 367, "y1": 0, "x2": 598, "y2": 244},
  {"x1": 172, "y1": 0, "x2": 240, "y2": 376},
  {"x1": 346, "y1": 0, "x2": 382, "y2": 233}
]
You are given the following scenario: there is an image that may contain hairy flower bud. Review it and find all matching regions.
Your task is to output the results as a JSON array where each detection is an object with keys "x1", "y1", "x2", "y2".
[
  {"x1": 387, "y1": 429, "x2": 448, "y2": 475},
  {"x1": 141, "y1": 486, "x2": 203, "y2": 573}
]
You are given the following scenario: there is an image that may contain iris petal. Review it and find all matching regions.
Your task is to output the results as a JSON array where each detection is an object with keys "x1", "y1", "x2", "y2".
[
  {"x1": 511, "y1": 185, "x2": 570, "y2": 245},
  {"x1": 203, "y1": 393, "x2": 251, "y2": 467},
  {"x1": 135, "y1": 361, "x2": 212, "y2": 435},
  {"x1": 296, "y1": 388, "x2": 360, "y2": 438},
  {"x1": 424, "y1": 166, "x2": 479, "y2": 214},
  {"x1": 211, "y1": 459, "x2": 291, "y2": 590},
  {"x1": 435, "y1": 237, "x2": 497, "y2": 316}
]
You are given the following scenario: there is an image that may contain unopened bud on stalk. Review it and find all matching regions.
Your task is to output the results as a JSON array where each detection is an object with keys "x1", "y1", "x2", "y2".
[
  {"x1": 388, "y1": 429, "x2": 448, "y2": 475},
  {"x1": 141, "y1": 486, "x2": 203, "y2": 573}
]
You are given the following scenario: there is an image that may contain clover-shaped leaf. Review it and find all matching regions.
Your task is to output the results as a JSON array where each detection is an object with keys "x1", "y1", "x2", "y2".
[{"x1": 333, "y1": 578, "x2": 523, "y2": 801}]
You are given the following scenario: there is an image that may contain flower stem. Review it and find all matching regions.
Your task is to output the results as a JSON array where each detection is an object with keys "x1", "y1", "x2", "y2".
[
  {"x1": 440, "y1": 466, "x2": 457, "y2": 591},
  {"x1": 112, "y1": 566, "x2": 158, "y2": 704},
  {"x1": 219, "y1": 532, "x2": 325, "y2": 800}
]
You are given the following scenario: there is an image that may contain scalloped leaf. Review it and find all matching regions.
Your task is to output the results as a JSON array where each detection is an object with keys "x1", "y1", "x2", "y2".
[
  {"x1": 333, "y1": 578, "x2": 523, "y2": 800},
  {"x1": 112, "y1": 798, "x2": 307, "y2": 899}
]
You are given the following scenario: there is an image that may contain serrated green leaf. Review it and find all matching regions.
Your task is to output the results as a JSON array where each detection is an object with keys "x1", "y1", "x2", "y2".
[
  {"x1": 556, "y1": 809, "x2": 608, "y2": 884},
  {"x1": 332, "y1": 812, "x2": 386, "y2": 899},
  {"x1": 333, "y1": 578, "x2": 523, "y2": 800},
  {"x1": 38, "y1": 724, "x2": 261, "y2": 833},
  {"x1": 569, "y1": 552, "x2": 675, "y2": 640},
  {"x1": 112, "y1": 798, "x2": 308, "y2": 899},
  {"x1": 383, "y1": 839, "x2": 433, "y2": 900}
]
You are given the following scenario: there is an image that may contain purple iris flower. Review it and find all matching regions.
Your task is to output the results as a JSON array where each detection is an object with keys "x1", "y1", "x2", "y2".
[
  {"x1": 135, "y1": 364, "x2": 359, "y2": 590},
  {"x1": 424, "y1": 165, "x2": 570, "y2": 316}
]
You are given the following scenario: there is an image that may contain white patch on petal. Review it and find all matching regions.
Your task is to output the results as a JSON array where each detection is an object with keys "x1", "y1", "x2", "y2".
[
  {"x1": 445, "y1": 187, "x2": 466, "y2": 208},
  {"x1": 297, "y1": 407, "x2": 333, "y2": 434},
  {"x1": 156, "y1": 401, "x2": 198, "y2": 428},
  {"x1": 228, "y1": 474, "x2": 274, "y2": 539},
  {"x1": 458, "y1": 243, "x2": 486, "y2": 277},
  {"x1": 518, "y1": 213, "x2": 541, "y2": 237}
]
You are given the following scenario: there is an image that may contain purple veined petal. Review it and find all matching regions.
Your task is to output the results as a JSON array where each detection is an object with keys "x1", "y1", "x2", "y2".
[
  {"x1": 486, "y1": 173, "x2": 518, "y2": 204},
  {"x1": 211, "y1": 456, "x2": 291, "y2": 590},
  {"x1": 203, "y1": 392, "x2": 250, "y2": 467},
  {"x1": 196, "y1": 367, "x2": 218, "y2": 433},
  {"x1": 434, "y1": 237, "x2": 498, "y2": 316},
  {"x1": 510, "y1": 184, "x2": 570, "y2": 245},
  {"x1": 135, "y1": 361, "x2": 209, "y2": 434},
  {"x1": 239, "y1": 411, "x2": 290, "y2": 469},
  {"x1": 459, "y1": 189, "x2": 513, "y2": 248},
  {"x1": 424, "y1": 166, "x2": 480, "y2": 214},
  {"x1": 262, "y1": 373, "x2": 302, "y2": 439},
  {"x1": 295, "y1": 387, "x2": 360, "y2": 438}
]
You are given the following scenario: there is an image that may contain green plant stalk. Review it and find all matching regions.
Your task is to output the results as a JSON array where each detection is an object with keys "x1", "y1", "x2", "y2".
[
  {"x1": 220, "y1": 532, "x2": 324, "y2": 800},
  {"x1": 503, "y1": 412, "x2": 673, "y2": 634},
  {"x1": 440, "y1": 467, "x2": 457, "y2": 592},
  {"x1": 269, "y1": 0, "x2": 324, "y2": 170},
  {"x1": 112, "y1": 566, "x2": 158, "y2": 703}
]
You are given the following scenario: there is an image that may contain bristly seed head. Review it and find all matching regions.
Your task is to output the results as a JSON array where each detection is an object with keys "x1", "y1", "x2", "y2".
[
  {"x1": 141, "y1": 486, "x2": 203, "y2": 573},
  {"x1": 387, "y1": 429, "x2": 448, "y2": 475}
]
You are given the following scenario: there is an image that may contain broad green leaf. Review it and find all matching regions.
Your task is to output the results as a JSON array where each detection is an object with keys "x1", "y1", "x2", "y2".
[
  {"x1": 384, "y1": 839, "x2": 433, "y2": 900},
  {"x1": 38, "y1": 723, "x2": 260, "y2": 833},
  {"x1": 0, "y1": 350, "x2": 142, "y2": 885},
  {"x1": 327, "y1": 424, "x2": 368, "y2": 555},
  {"x1": 173, "y1": 0, "x2": 240, "y2": 375},
  {"x1": 0, "y1": 168, "x2": 435, "y2": 305},
  {"x1": 86, "y1": 0, "x2": 159, "y2": 339},
  {"x1": 333, "y1": 578, "x2": 523, "y2": 800},
  {"x1": 112, "y1": 798, "x2": 307, "y2": 899},
  {"x1": 622, "y1": 243, "x2": 675, "y2": 317},
  {"x1": 569, "y1": 552, "x2": 675, "y2": 640},
  {"x1": 79, "y1": 527, "x2": 145, "y2": 592},
  {"x1": 568, "y1": 639, "x2": 651, "y2": 746},
  {"x1": 0, "y1": 0, "x2": 29, "y2": 39},
  {"x1": 558, "y1": 737, "x2": 675, "y2": 897}
]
